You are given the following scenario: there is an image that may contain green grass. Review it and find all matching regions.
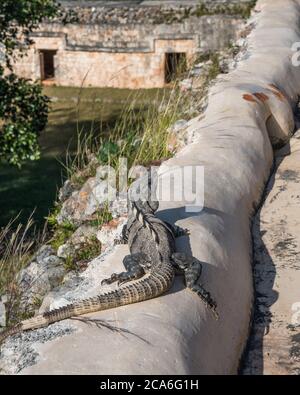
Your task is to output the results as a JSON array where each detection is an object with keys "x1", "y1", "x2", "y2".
[
  {"x1": 206, "y1": 53, "x2": 222, "y2": 83},
  {"x1": 63, "y1": 83, "x2": 189, "y2": 193},
  {"x1": 0, "y1": 87, "x2": 165, "y2": 228},
  {"x1": 120, "y1": 90, "x2": 179, "y2": 166},
  {"x1": 87, "y1": 203, "x2": 114, "y2": 229}
]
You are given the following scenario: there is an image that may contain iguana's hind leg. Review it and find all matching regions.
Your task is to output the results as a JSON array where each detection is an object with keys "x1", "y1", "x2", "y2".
[
  {"x1": 171, "y1": 252, "x2": 218, "y2": 319},
  {"x1": 101, "y1": 252, "x2": 152, "y2": 286}
]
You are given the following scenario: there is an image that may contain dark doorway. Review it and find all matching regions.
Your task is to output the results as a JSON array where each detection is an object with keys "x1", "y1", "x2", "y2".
[
  {"x1": 165, "y1": 52, "x2": 187, "y2": 83},
  {"x1": 39, "y1": 50, "x2": 57, "y2": 80}
]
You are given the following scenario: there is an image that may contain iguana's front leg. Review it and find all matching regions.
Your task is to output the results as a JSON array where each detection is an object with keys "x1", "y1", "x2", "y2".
[
  {"x1": 101, "y1": 253, "x2": 152, "y2": 286},
  {"x1": 171, "y1": 252, "x2": 218, "y2": 319}
]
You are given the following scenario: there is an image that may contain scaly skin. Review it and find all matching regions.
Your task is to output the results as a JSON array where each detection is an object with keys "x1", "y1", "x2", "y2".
[
  {"x1": 0, "y1": 175, "x2": 217, "y2": 344},
  {"x1": 0, "y1": 260, "x2": 174, "y2": 344},
  {"x1": 0, "y1": 198, "x2": 175, "y2": 344}
]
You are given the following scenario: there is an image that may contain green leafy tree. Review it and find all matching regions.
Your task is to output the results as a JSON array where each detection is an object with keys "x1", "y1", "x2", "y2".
[{"x1": 0, "y1": 0, "x2": 59, "y2": 167}]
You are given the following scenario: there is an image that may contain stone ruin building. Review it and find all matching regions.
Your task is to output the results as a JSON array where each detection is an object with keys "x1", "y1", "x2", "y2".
[{"x1": 13, "y1": 1, "x2": 252, "y2": 89}]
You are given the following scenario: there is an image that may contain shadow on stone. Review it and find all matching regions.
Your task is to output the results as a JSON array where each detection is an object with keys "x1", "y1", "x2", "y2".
[{"x1": 240, "y1": 140, "x2": 292, "y2": 374}]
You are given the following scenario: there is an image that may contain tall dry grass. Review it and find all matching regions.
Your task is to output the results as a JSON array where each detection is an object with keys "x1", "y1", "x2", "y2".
[
  {"x1": 62, "y1": 79, "x2": 190, "y2": 188},
  {"x1": 0, "y1": 214, "x2": 46, "y2": 326}
]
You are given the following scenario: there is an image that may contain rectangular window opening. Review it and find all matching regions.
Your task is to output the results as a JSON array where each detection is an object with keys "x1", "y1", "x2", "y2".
[{"x1": 165, "y1": 52, "x2": 187, "y2": 83}]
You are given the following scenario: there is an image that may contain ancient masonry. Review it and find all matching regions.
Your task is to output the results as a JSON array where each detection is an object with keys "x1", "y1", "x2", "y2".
[{"x1": 13, "y1": 0, "x2": 249, "y2": 89}]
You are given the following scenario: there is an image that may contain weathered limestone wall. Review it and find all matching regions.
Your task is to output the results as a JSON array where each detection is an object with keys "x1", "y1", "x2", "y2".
[
  {"x1": 12, "y1": 6, "x2": 244, "y2": 88},
  {"x1": 12, "y1": 0, "x2": 299, "y2": 374},
  {"x1": 53, "y1": 36, "x2": 197, "y2": 88}
]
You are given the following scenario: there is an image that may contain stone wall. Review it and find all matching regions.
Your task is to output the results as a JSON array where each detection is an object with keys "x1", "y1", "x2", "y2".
[{"x1": 12, "y1": 2, "x2": 248, "y2": 88}]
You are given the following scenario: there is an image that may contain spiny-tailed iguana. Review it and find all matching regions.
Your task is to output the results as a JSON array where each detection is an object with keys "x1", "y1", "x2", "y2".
[{"x1": 0, "y1": 176, "x2": 217, "y2": 344}]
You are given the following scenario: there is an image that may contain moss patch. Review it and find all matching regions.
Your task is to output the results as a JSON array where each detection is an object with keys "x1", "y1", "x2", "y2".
[{"x1": 49, "y1": 221, "x2": 76, "y2": 251}]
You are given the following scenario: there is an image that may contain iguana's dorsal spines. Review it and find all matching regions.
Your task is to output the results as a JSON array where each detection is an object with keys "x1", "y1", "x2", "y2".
[{"x1": 131, "y1": 200, "x2": 175, "y2": 248}]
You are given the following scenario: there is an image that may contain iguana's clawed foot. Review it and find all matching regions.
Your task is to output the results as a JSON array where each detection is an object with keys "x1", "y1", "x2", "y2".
[
  {"x1": 190, "y1": 284, "x2": 219, "y2": 320},
  {"x1": 101, "y1": 273, "x2": 118, "y2": 286},
  {"x1": 101, "y1": 253, "x2": 150, "y2": 287},
  {"x1": 174, "y1": 227, "x2": 190, "y2": 238},
  {"x1": 171, "y1": 252, "x2": 218, "y2": 319},
  {"x1": 101, "y1": 271, "x2": 141, "y2": 286},
  {"x1": 171, "y1": 252, "x2": 196, "y2": 271}
]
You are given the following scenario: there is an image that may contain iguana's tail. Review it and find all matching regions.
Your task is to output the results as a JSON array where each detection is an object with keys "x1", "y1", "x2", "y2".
[
  {"x1": 0, "y1": 314, "x2": 53, "y2": 344},
  {"x1": 0, "y1": 261, "x2": 175, "y2": 345},
  {"x1": 0, "y1": 323, "x2": 23, "y2": 344}
]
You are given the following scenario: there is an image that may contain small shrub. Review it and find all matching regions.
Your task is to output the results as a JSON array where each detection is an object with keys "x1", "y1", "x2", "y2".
[
  {"x1": 45, "y1": 204, "x2": 62, "y2": 227},
  {"x1": 0, "y1": 0, "x2": 59, "y2": 167},
  {"x1": 207, "y1": 53, "x2": 222, "y2": 82},
  {"x1": 0, "y1": 74, "x2": 50, "y2": 167},
  {"x1": 89, "y1": 204, "x2": 114, "y2": 229},
  {"x1": 98, "y1": 141, "x2": 120, "y2": 164},
  {"x1": 75, "y1": 236, "x2": 101, "y2": 262},
  {"x1": 31, "y1": 296, "x2": 43, "y2": 310},
  {"x1": 64, "y1": 255, "x2": 78, "y2": 272},
  {"x1": 64, "y1": 236, "x2": 101, "y2": 272},
  {"x1": 50, "y1": 221, "x2": 76, "y2": 251}
]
